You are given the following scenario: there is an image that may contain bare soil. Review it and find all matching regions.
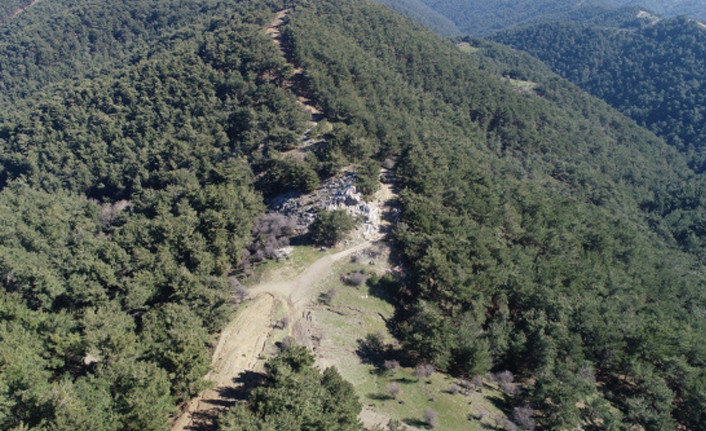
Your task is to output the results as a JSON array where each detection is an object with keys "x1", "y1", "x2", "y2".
[
  {"x1": 171, "y1": 237, "x2": 383, "y2": 431},
  {"x1": 266, "y1": 9, "x2": 323, "y2": 126}
]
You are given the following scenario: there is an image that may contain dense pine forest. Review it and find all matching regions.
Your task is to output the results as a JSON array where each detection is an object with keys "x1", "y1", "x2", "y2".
[
  {"x1": 608, "y1": 0, "x2": 706, "y2": 19},
  {"x1": 0, "y1": 0, "x2": 31, "y2": 21},
  {"x1": 381, "y1": 0, "x2": 706, "y2": 36},
  {"x1": 493, "y1": 17, "x2": 706, "y2": 168},
  {"x1": 1, "y1": 0, "x2": 706, "y2": 430}
]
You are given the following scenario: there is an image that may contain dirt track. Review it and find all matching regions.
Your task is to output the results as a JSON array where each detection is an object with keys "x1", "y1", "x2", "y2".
[
  {"x1": 265, "y1": 9, "x2": 322, "y2": 124},
  {"x1": 171, "y1": 10, "x2": 397, "y2": 430},
  {"x1": 171, "y1": 294, "x2": 275, "y2": 430},
  {"x1": 171, "y1": 237, "x2": 380, "y2": 431}
]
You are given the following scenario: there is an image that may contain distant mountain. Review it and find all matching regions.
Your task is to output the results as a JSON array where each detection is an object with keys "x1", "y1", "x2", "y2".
[
  {"x1": 607, "y1": 0, "x2": 706, "y2": 19},
  {"x1": 384, "y1": 0, "x2": 706, "y2": 35},
  {"x1": 375, "y1": 0, "x2": 460, "y2": 37},
  {"x1": 399, "y1": 0, "x2": 624, "y2": 35},
  {"x1": 493, "y1": 16, "x2": 706, "y2": 169}
]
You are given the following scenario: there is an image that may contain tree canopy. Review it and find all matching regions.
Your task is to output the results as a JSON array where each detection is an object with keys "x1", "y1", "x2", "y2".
[{"x1": 1, "y1": 0, "x2": 706, "y2": 429}]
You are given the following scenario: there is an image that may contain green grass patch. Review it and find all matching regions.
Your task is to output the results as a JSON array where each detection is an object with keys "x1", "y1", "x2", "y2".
[
  {"x1": 246, "y1": 244, "x2": 329, "y2": 286},
  {"x1": 506, "y1": 77, "x2": 538, "y2": 92},
  {"x1": 312, "y1": 260, "x2": 506, "y2": 430},
  {"x1": 456, "y1": 42, "x2": 479, "y2": 54}
]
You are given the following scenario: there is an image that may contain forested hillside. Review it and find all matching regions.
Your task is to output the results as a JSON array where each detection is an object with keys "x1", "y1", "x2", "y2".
[
  {"x1": 0, "y1": 0, "x2": 263, "y2": 106},
  {"x1": 493, "y1": 18, "x2": 706, "y2": 169},
  {"x1": 375, "y1": 0, "x2": 460, "y2": 37},
  {"x1": 1, "y1": 0, "x2": 706, "y2": 430},
  {"x1": 384, "y1": 0, "x2": 632, "y2": 35},
  {"x1": 608, "y1": 0, "x2": 706, "y2": 19},
  {"x1": 0, "y1": 0, "x2": 31, "y2": 21},
  {"x1": 0, "y1": 0, "x2": 310, "y2": 429},
  {"x1": 281, "y1": 0, "x2": 706, "y2": 428}
]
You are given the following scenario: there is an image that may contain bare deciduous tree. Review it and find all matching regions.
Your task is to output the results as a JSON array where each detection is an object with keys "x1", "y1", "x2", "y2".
[
  {"x1": 415, "y1": 363, "x2": 435, "y2": 380},
  {"x1": 512, "y1": 406, "x2": 536, "y2": 431},
  {"x1": 275, "y1": 316, "x2": 289, "y2": 330},
  {"x1": 383, "y1": 359, "x2": 400, "y2": 375},
  {"x1": 320, "y1": 288, "x2": 337, "y2": 305},
  {"x1": 279, "y1": 336, "x2": 296, "y2": 350},
  {"x1": 495, "y1": 370, "x2": 518, "y2": 395},
  {"x1": 247, "y1": 213, "x2": 297, "y2": 263},
  {"x1": 424, "y1": 407, "x2": 439, "y2": 429},
  {"x1": 386, "y1": 382, "x2": 402, "y2": 400}
]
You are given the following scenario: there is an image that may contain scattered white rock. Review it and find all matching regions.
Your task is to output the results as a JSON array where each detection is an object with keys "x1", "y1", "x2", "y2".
[{"x1": 268, "y1": 171, "x2": 381, "y2": 238}]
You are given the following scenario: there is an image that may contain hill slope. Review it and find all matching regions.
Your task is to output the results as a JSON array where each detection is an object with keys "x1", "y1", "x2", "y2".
[
  {"x1": 277, "y1": 1, "x2": 706, "y2": 428},
  {"x1": 1, "y1": 0, "x2": 706, "y2": 430},
  {"x1": 396, "y1": 0, "x2": 628, "y2": 35},
  {"x1": 0, "y1": 0, "x2": 33, "y2": 21},
  {"x1": 493, "y1": 17, "x2": 706, "y2": 169},
  {"x1": 375, "y1": 0, "x2": 460, "y2": 37},
  {"x1": 382, "y1": 0, "x2": 706, "y2": 35},
  {"x1": 608, "y1": 0, "x2": 706, "y2": 19}
]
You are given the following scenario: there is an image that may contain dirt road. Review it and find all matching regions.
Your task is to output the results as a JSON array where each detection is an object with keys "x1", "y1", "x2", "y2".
[
  {"x1": 171, "y1": 237, "x2": 380, "y2": 431},
  {"x1": 171, "y1": 10, "x2": 397, "y2": 430}
]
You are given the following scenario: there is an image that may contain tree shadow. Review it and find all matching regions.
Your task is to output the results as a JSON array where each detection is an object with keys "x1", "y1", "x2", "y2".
[
  {"x1": 288, "y1": 233, "x2": 311, "y2": 247},
  {"x1": 367, "y1": 392, "x2": 393, "y2": 401},
  {"x1": 211, "y1": 370, "x2": 267, "y2": 405},
  {"x1": 356, "y1": 335, "x2": 385, "y2": 367},
  {"x1": 403, "y1": 418, "x2": 429, "y2": 429},
  {"x1": 366, "y1": 275, "x2": 395, "y2": 303},
  {"x1": 486, "y1": 392, "x2": 512, "y2": 413},
  {"x1": 184, "y1": 409, "x2": 220, "y2": 431},
  {"x1": 392, "y1": 376, "x2": 417, "y2": 384}
]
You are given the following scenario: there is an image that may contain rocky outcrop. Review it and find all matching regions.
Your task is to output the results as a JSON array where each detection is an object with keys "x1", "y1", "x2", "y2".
[{"x1": 268, "y1": 171, "x2": 380, "y2": 240}]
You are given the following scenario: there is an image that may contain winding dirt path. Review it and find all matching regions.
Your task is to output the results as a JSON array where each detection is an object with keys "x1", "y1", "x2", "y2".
[
  {"x1": 171, "y1": 238, "x2": 381, "y2": 431},
  {"x1": 266, "y1": 9, "x2": 323, "y2": 124},
  {"x1": 171, "y1": 11, "x2": 400, "y2": 431},
  {"x1": 171, "y1": 295, "x2": 277, "y2": 431}
]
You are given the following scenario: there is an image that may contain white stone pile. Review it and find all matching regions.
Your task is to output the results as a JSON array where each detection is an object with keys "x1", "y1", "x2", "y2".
[{"x1": 269, "y1": 171, "x2": 380, "y2": 239}]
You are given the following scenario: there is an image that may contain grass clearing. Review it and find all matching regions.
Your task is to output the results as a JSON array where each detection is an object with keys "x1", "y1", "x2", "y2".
[
  {"x1": 310, "y1": 255, "x2": 507, "y2": 430},
  {"x1": 456, "y1": 42, "x2": 479, "y2": 54},
  {"x1": 246, "y1": 244, "x2": 328, "y2": 285},
  {"x1": 505, "y1": 77, "x2": 538, "y2": 93}
]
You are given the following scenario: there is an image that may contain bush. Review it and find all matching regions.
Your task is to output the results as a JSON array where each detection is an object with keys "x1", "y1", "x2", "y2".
[
  {"x1": 383, "y1": 359, "x2": 400, "y2": 375},
  {"x1": 386, "y1": 382, "x2": 402, "y2": 399},
  {"x1": 342, "y1": 270, "x2": 367, "y2": 287},
  {"x1": 415, "y1": 363, "x2": 435, "y2": 380},
  {"x1": 494, "y1": 370, "x2": 518, "y2": 395},
  {"x1": 513, "y1": 406, "x2": 536, "y2": 431},
  {"x1": 309, "y1": 208, "x2": 356, "y2": 246},
  {"x1": 424, "y1": 407, "x2": 439, "y2": 429},
  {"x1": 319, "y1": 288, "x2": 337, "y2": 305}
]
